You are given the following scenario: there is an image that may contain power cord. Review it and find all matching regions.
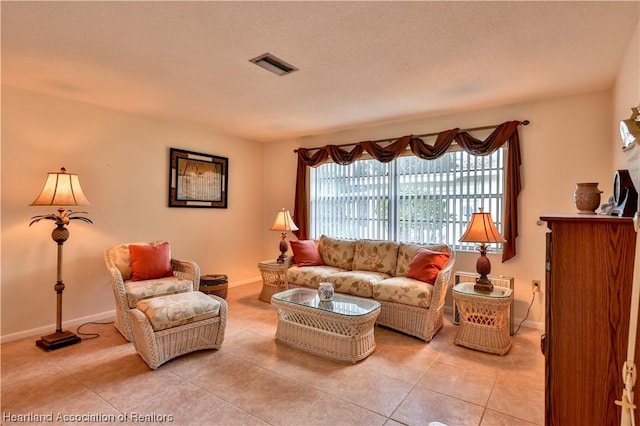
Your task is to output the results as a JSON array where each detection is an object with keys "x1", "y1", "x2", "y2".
[
  {"x1": 76, "y1": 321, "x2": 114, "y2": 340},
  {"x1": 513, "y1": 290, "x2": 536, "y2": 335}
]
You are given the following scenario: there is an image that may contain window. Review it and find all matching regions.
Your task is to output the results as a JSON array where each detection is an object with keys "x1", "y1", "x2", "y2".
[{"x1": 309, "y1": 147, "x2": 505, "y2": 252}]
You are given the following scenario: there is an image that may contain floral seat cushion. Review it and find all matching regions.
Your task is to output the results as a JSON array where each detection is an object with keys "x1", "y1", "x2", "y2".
[
  {"x1": 372, "y1": 277, "x2": 434, "y2": 308},
  {"x1": 135, "y1": 291, "x2": 220, "y2": 332},
  {"x1": 287, "y1": 265, "x2": 346, "y2": 289},
  {"x1": 124, "y1": 276, "x2": 193, "y2": 308},
  {"x1": 326, "y1": 271, "x2": 391, "y2": 298}
]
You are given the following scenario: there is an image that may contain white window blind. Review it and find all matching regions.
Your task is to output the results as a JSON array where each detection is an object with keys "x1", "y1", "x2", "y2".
[{"x1": 310, "y1": 147, "x2": 505, "y2": 252}]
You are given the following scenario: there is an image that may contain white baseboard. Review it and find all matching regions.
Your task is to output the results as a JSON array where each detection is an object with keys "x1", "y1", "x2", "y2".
[
  {"x1": 229, "y1": 276, "x2": 261, "y2": 287},
  {"x1": 1, "y1": 310, "x2": 117, "y2": 344},
  {"x1": 1, "y1": 278, "x2": 262, "y2": 344}
]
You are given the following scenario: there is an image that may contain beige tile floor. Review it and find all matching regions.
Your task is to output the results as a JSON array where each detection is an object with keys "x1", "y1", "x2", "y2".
[{"x1": 1, "y1": 281, "x2": 544, "y2": 425}]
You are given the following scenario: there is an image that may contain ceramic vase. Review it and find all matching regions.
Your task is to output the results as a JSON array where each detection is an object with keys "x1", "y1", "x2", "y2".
[
  {"x1": 574, "y1": 183, "x2": 603, "y2": 214},
  {"x1": 318, "y1": 282, "x2": 334, "y2": 301}
]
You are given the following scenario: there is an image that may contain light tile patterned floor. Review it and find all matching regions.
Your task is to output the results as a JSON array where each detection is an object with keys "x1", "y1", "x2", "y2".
[{"x1": 1, "y1": 281, "x2": 544, "y2": 425}]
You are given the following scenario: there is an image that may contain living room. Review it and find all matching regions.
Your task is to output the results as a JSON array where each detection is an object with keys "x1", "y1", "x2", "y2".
[{"x1": 1, "y1": 2, "x2": 639, "y2": 425}]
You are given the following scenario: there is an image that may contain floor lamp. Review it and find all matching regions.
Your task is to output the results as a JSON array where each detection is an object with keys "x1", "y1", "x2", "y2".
[{"x1": 29, "y1": 167, "x2": 92, "y2": 351}]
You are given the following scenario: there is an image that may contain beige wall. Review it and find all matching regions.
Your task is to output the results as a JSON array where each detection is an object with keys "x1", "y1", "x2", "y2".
[
  {"x1": 261, "y1": 138, "x2": 301, "y2": 259},
  {"x1": 1, "y1": 86, "x2": 266, "y2": 339},
  {"x1": 2, "y1": 19, "x2": 637, "y2": 339},
  {"x1": 614, "y1": 19, "x2": 640, "y2": 168},
  {"x1": 266, "y1": 15, "x2": 640, "y2": 327},
  {"x1": 263, "y1": 90, "x2": 617, "y2": 329}
]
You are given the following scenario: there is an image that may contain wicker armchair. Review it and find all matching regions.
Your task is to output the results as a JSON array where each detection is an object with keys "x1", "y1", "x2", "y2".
[{"x1": 104, "y1": 242, "x2": 201, "y2": 342}]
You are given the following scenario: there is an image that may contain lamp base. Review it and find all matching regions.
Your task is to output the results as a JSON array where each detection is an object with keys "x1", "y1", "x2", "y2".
[
  {"x1": 36, "y1": 330, "x2": 81, "y2": 351},
  {"x1": 277, "y1": 233, "x2": 288, "y2": 264},
  {"x1": 474, "y1": 277, "x2": 494, "y2": 293}
]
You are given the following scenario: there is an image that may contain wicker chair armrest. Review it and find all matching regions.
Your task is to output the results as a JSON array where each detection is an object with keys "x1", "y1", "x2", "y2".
[
  {"x1": 171, "y1": 259, "x2": 201, "y2": 290},
  {"x1": 104, "y1": 249, "x2": 127, "y2": 293},
  {"x1": 437, "y1": 248, "x2": 456, "y2": 283},
  {"x1": 429, "y1": 247, "x2": 456, "y2": 308}
]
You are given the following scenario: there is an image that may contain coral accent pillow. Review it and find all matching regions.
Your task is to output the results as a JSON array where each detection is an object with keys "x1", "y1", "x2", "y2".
[
  {"x1": 290, "y1": 240, "x2": 324, "y2": 266},
  {"x1": 129, "y1": 242, "x2": 174, "y2": 281},
  {"x1": 406, "y1": 249, "x2": 450, "y2": 284}
]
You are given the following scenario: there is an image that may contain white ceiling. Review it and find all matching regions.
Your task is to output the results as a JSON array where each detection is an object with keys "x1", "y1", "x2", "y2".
[{"x1": 2, "y1": 1, "x2": 638, "y2": 142}]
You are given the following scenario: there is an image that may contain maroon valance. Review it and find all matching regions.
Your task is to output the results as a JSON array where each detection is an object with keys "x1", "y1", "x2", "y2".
[{"x1": 293, "y1": 120, "x2": 524, "y2": 262}]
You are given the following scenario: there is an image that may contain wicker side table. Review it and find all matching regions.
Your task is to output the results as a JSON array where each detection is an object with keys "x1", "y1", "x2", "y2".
[
  {"x1": 258, "y1": 260, "x2": 288, "y2": 302},
  {"x1": 452, "y1": 283, "x2": 513, "y2": 355}
]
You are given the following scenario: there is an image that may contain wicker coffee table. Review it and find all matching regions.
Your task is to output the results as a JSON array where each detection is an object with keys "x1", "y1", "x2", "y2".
[{"x1": 271, "y1": 288, "x2": 381, "y2": 363}]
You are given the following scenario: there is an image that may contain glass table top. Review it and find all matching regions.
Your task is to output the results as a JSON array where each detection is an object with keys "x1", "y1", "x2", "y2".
[
  {"x1": 453, "y1": 282, "x2": 513, "y2": 298},
  {"x1": 272, "y1": 288, "x2": 381, "y2": 316}
]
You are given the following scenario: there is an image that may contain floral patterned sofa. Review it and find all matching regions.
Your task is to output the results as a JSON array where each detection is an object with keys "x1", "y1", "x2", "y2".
[{"x1": 285, "y1": 236, "x2": 456, "y2": 342}]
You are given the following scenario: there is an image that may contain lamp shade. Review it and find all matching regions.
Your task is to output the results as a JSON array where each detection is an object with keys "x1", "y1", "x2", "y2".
[
  {"x1": 30, "y1": 167, "x2": 90, "y2": 207},
  {"x1": 269, "y1": 208, "x2": 298, "y2": 232},
  {"x1": 459, "y1": 208, "x2": 506, "y2": 244}
]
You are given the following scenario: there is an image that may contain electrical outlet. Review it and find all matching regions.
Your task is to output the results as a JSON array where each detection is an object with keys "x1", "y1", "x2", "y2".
[{"x1": 532, "y1": 280, "x2": 541, "y2": 293}]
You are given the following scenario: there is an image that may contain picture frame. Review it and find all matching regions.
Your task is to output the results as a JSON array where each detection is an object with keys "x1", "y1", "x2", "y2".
[{"x1": 169, "y1": 148, "x2": 228, "y2": 208}]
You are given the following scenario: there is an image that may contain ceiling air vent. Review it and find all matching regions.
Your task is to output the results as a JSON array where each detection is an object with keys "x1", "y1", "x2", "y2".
[{"x1": 249, "y1": 53, "x2": 298, "y2": 76}]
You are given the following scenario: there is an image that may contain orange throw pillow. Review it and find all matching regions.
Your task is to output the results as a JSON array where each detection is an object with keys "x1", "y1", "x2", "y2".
[
  {"x1": 129, "y1": 242, "x2": 174, "y2": 281},
  {"x1": 406, "y1": 249, "x2": 450, "y2": 284},
  {"x1": 290, "y1": 240, "x2": 324, "y2": 266}
]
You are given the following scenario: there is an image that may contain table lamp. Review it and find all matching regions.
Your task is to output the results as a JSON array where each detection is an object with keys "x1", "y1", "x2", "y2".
[
  {"x1": 459, "y1": 208, "x2": 506, "y2": 292},
  {"x1": 29, "y1": 167, "x2": 92, "y2": 350},
  {"x1": 269, "y1": 208, "x2": 298, "y2": 264}
]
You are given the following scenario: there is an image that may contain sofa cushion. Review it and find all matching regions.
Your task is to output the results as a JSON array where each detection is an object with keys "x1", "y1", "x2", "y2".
[
  {"x1": 287, "y1": 265, "x2": 346, "y2": 289},
  {"x1": 125, "y1": 276, "x2": 194, "y2": 308},
  {"x1": 129, "y1": 242, "x2": 174, "y2": 282},
  {"x1": 353, "y1": 240, "x2": 399, "y2": 275},
  {"x1": 290, "y1": 240, "x2": 324, "y2": 266},
  {"x1": 372, "y1": 277, "x2": 434, "y2": 308},
  {"x1": 318, "y1": 235, "x2": 355, "y2": 270},
  {"x1": 406, "y1": 249, "x2": 450, "y2": 284},
  {"x1": 396, "y1": 243, "x2": 450, "y2": 277},
  {"x1": 326, "y1": 271, "x2": 391, "y2": 298},
  {"x1": 136, "y1": 291, "x2": 220, "y2": 332}
]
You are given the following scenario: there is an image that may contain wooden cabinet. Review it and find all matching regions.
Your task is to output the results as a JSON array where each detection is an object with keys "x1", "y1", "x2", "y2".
[{"x1": 541, "y1": 215, "x2": 637, "y2": 426}]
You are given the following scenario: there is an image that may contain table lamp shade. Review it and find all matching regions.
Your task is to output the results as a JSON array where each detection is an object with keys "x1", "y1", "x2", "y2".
[
  {"x1": 269, "y1": 209, "x2": 299, "y2": 232},
  {"x1": 30, "y1": 168, "x2": 90, "y2": 207},
  {"x1": 459, "y1": 209, "x2": 506, "y2": 244}
]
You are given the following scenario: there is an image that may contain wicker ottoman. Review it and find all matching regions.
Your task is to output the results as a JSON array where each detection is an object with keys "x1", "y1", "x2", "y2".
[
  {"x1": 452, "y1": 283, "x2": 513, "y2": 355},
  {"x1": 128, "y1": 291, "x2": 227, "y2": 369}
]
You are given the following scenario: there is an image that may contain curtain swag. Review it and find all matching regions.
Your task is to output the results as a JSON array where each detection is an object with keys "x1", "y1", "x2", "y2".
[{"x1": 293, "y1": 120, "x2": 526, "y2": 262}]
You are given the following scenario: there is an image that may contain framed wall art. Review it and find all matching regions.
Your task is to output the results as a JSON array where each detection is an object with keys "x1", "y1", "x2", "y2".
[{"x1": 169, "y1": 148, "x2": 228, "y2": 208}]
